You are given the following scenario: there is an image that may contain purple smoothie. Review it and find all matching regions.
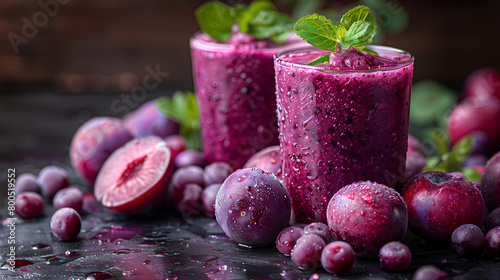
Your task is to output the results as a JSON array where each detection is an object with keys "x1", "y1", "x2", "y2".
[
  {"x1": 275, "y1": 45, "x2": 414, "y2": 223},
  {"x1": 190, "y1": 32, "x2": 303, "y2": 169}
]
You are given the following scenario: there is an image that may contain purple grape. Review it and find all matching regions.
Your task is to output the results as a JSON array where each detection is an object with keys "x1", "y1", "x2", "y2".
[
  {"x1": 276, "y1": 226, "x2": 303, "y2": 256},
  {"x1": 451, "y1": 224, "x2": 485, "y2": 259},
  {"x1": 291, "y1": 234, "x2": 326, "y2": 270},
  {"x1": 412, "y1": 265, "x2": 446, "y2": 280},
  {"x1": 50, "y1": 207, "x2": 82, "y2": 241},
  {"x1": 15, "y1": 192, "x2": 44, "y2": 219},
  {"x1": 176, "y1": 183, "x2": 203, "y2": 216},
  {"x1": 37, "y1": 166, "x2": 69, "y2": 200},
  {"x1": 485, "y1": 207, "x2": 500, "y2": 231},
  {"x1": 485, "y1": 226, "x2": 500, "y2": 257},
  {"x1": 215, "y1": 168, "x2": 291, "y2": 247},
  {"x1": 203, "y1": 162, "x2": 234, "y2": 186},
  {"x1": 16, "y1": 173, "x2": 40, "y2": 194},
  {"x1": 321, "y1": 241, "x2": 355, "y2": 275},
  {"x1": 53, "y1": 186, "x2": 83, "y2": 212},
  {"x1": 174, "y1": 150, "x2": 208, "y2": 169},
  {"x1": 378, "y1": 241, "x2": 412, "y2": 272},
  {"x1": 201, "y1": 183, "x2": 222, "y2": 218},
  {"x1": 303, "y1": 222, "x2": 333, "y2": 244},
  {"x1": 133, "y1": 100, "x2": 180, "y2": 138},
  {"x1": 171, "y1": 166, "x2": 205, "y2": 190}
]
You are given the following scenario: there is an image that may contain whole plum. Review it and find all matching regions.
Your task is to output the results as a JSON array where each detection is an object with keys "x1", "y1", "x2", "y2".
[{"x1": 480, "y1": 152, "x2": 500, "y2": 210}]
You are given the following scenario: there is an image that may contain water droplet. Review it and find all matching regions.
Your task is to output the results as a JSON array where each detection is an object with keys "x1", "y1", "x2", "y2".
[{"x1": 143, "y1": 260, "x2": 151, "y2": 265}]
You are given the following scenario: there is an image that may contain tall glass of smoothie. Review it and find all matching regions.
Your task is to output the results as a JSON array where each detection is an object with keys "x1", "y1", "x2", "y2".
[
  {"x1": 275, "y1": 45, "x2": 414, "y2": 223},
  {"x1": 191, "y1": 32, "x2": 303, "y2": 169}
]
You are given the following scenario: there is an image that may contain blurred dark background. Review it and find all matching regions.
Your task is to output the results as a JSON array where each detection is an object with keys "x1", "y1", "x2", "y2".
[{"x1": 1, "y1": 0, "x2": 499, "y2": 170}]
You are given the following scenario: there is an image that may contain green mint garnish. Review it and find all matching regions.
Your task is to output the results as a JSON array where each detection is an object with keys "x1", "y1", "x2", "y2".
[
  {"x1": 294, "y1": 5, "x2": 378, "y2": 65},
  {"x1": 195, "y1": 0, "x2": 294, "y2": 44},
  {"x1": 156, "y1": 91, "x2": 201, "y2": 151}
]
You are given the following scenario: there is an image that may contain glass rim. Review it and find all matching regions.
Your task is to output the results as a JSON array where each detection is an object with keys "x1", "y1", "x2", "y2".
[{"x1": 275, "y1": 45, "x2": 414, "y2": 73}]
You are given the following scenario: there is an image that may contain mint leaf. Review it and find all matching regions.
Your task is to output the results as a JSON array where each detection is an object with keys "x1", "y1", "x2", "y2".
[
  {"x1": 250, "y1": 10, "x2": 294, "y2": 43},
  {"x1": 341, "y1": 20, "x2": 372, "y2": 50},
  {"x1": 450, "y1": 135, "x2": 473, "y2": 169},
  {"x1": 340, "y1": 5, "x2": 377, "y2": 32},
  {"x1": 461, "y1": 167, "x2": 483, "y2": 182},
  {"x1": 359, "y1": 46, "x2": 378, "y2": 56},
  {"x1": 431, "y1": 129, "x2": 449, "y2": 157},
  {"x1": 294, "y1": 14, "x2": 340, "y2": 52},
  {"x1": 156, "y1": 92, "x2": 201, "y2": 150},
  {"x1": 195, "y1": 1, "x2": 234, "y2": 42},
  {"x1": 234, "y1": 0, "x2": 274, "y2": 34},
  {"x1": 307, "y1": 53, "x2": 331, "y2": 65}
]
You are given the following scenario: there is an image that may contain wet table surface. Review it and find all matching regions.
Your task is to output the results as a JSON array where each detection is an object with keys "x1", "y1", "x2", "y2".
[{"x1": 1, "y1": 91, "x2": 500, "y2": 280}]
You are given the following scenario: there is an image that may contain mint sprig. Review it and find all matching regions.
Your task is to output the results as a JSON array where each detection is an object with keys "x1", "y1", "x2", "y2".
[
  {"x1": 195, "y1": 0, "x2": 294, "y2": 44},
  {"x1": 294, "y1": 5, "x2": 378, "y2": 65},
  {"x1": 156, "y1": 92, "x2": 201, "y2": 151}
]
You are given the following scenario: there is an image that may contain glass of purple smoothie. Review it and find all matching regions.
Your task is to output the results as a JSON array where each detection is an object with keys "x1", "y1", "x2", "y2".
[
  {"x1": 190, "y1": 32, "x2": 303, "y2": 169},
  {"x1": 275, "y1": 45, "x2": 414, "y2": 223}
]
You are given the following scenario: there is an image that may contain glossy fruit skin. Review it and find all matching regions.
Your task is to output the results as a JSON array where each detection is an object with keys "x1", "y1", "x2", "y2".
[
  {"x1": 321, "y1": 241, "x2": 355, "y2": 275},
  {"x1": 243, "y1": 145, "x2": 282, "y2": 178},
  {"x1": 464, "y1": 68, "x2": 500, "y2": 100},
  {"x1": 14, "y1": 192, "x2": 44, "y2": 219},
  {"x1": 402, "y1": 171, "x2": 485, "y2": 243},
  {"x1": 412, "y1": 265, "x2": 446, "y2": 280},
  {"x1": 164, "y1": 135, "x2": 186, "y2": 160},
  {"x1": 203, "y1": 162, "x2": 234, "y2": 186},
  {"x1": 133, "y1": 100, "x2": 180, "y2": 138},
  {"x1": 176, "y1": 183, "x2": 203, "y2": 216},
  {"x1": 291, "y1": 234, "x2": 325, "y2": 270},
  {"x1": 303, "y1": 222, "x2": 333, "y2": 244},
  {"x1": 16, "y1": 173, "x2": 40, "y2": 194},
  {"x1": 50, "y1": 207, "x2": 82, "y2": 241},
  {"x1": 37, "y1": 166, "x2": 70, "y2": 200},
  {"x1": 174, "y1": 150, "x2": 208, "y2": 169},
  {"x1": 275, "y1": 226, "x2": 303, "y2": 256},
  {"x1": 485, "y1": 226, "x2": 500, "y2": 257},
  {"x1": 201, "y1": 183, "x2": 222, "y2": 218},
  {"x1": 480, "y1": 152, "x2": 500, "y2": 211},
  {"x1": 451, "y1": 224, "x2": 485, "y2": 259},
  {"x1": 53, "y1": 186, "x2": 83, "y2": 212},
  {"x1": 171, "y1": 166, "x2": 205, "y2": 190},
  {"x1": 485, "y1": 207, "x2": 500, "y2": 231},
  {"x1": 70, "y1": 117, "x2": 133, "y2": 184},
  {"x1": 94, "y1": 136, "x2": 173, "y2": 214},
  {"x1": 215, "y1": 168, "x2": 291, "y2": 247},
  {"x1": 327, "y1": 181, "x2": 408, "y2": 258},
  {"x1": 405, "y1": 149, "x2": 426, "y2": 183},
  {"x1": 378, "y1": 241, "x2": 411, "y2": 272}
]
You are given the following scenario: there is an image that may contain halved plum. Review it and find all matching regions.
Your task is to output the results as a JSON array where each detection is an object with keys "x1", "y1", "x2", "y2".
[{"x1": 94, "y1": 136, "x2": 173, "y2": 214}]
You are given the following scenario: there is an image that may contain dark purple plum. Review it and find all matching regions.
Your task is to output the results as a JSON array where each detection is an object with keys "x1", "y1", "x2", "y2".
[
  {"x1": 50, "y1": 207, "x2": 82, "y2": 241},
  {"x1": 37, "y1": 165, "x2": 69, "y2": 200},
  {"x1": 378, "y1": 241, "x2": 412, "y2": 272},
  {"x1": 70, "y1": 117, "x2": 133, "y2": 184},
  {"x1": 464, "y1": 68, "x2": 500, "y2": 100},
  {"x1": 171, "y1": 166, "x2": 205, "y2": 190},
  {"x1": 243, "y1": 145, "x2": 282, "y2": 178},
  {"x1": 16, "y1": 173, "x2": 40, "y2": 194},
  {"x1": 175, "y1": 150, "x2": 208, "y2": 169},
  {"x1": 303, "y1": 222, "x2": 333, "y2": 244},
  {"x1": 291, "y1": 234, "x2": 325, "y2": 270},
  {"x1": 215, "y1": 168, "x2": 291, "y2": 247},
  {"x1": 327, "y1": 181, "x2": 408, "y2": 257},
  {"x1": 53, "y1": 186, "x2": 83, "y2": 211},
  {"x1": 203, "y1": 162, "x2": 234, "y2": 186},
  {"x1": 485, "y1": 207, "x2": 500, "y2": 231},
  {"x1": 15, "y1": 192, "x2": 44, "y2": 219},
  {"x1": 485, "y1": 226, "x2": 500, "y2": 257},
  {"x1": 275, "y1": 226, "x2": 303, "y2": 256},
  {"x1": 164, "y1": 135, "x2": 186, "y2": 160},
  {"x1": 176, "y1": 183, "x2": 203, "y2": 216},
  {"x1": 480, "y1": 152, "x2": 500, "y2": 210},
  {"x1": 321, "y1": 241, "x2": 355, "y2": 275},
  {"x1": 402, "y1": 171, "x2": 485, "y2": 243},
  {"x1": 451, "y1": 224, "x2": 485, "y2": 259},
  {"x1": 412, "y1": 265, "x2": 446, "y2": 280},
  {"x1": 405, "y1": 149, "x2": 426, "y2": 183},
  {"x1": 133, "y1": 100, "x2": 180, "y2": 138},
  {"x1": 201, "y1": 183, "x2": 222, "y2": 218}
]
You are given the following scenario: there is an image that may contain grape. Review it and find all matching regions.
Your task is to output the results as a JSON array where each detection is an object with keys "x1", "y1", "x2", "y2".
[
  {"x1": 275, "y1": 226, "x2": 303, "y2": 256},
  {"x1": 321, "y1": 241, "x2": 355, "y2": 275},
  {"x1": 303, "y1": 222, "x2": 333, "y2": 244},
  {"x1": 201, "y1": 183, "x2": 222, "y2": 218},
  {"x1": 291, "y1": 234, "x2": 325, "y2": 270},
  {"x1": 50, "y1": 207, "x2": 82, "y2": 241},
  {"x1": 203, "y1": 162, "x2": 234, "y2": 186},
  {"x1": 378, "y1": 241, "x2": 412, "y2": 272},
  {"x1": 171, "y1": 166, "x2": 205, "y2": 190},
  {"x1": 176, "y1": 183, "x2": 203, "y2": 216},
  {"x1": 16, "y1": 173, "x2": 40, "y2": 194},
  {"x1": 175, "y1": 150, "x2": 207, "y2": 169},
  {"x1": 451, "y1": 224, "x2": 485, "y2": 259},
  {"x1": 14, "y1": 192, "x2": 44, "y2": 219},
  {"x1": 485, "y1": 226, "x2": 500, "y2": 257},
  {"x1": 37, "y1": 165, "x2": 69, "y2": 200},
  {"x1": 412, "y1": 265, "x2": 446, "y2": 280},
  {"x1": 53, "y1": 186, "x2": 83, "y2": 212}
]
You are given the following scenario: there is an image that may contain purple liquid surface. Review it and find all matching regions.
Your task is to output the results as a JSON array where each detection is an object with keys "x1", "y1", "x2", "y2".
[{"x1": 275, "y1": 46, "x2": 413, "y2": 223}]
